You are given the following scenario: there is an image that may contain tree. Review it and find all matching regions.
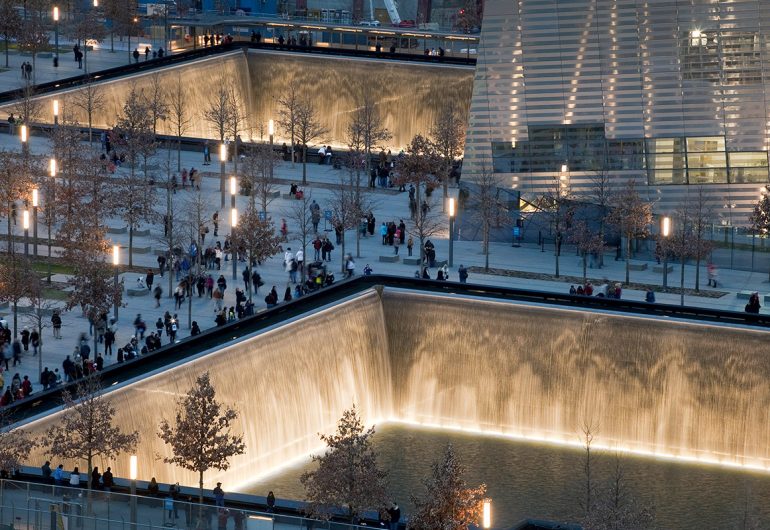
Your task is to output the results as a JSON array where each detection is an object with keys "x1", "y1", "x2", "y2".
[
  {"x1": 11, "y1": 83, "x2": 44, "y2": 126},
  {"x1": 0, "y1": 253, "x2": 37, "y2": 338},
  {"x1": 539, "y1": 172, "x2": 572, "y2": 278},
  {"x1": 469, "y1": 164, "x2": 507, "y2": 271},
  {"x1": 154, "y1": 154, "x2": 188, "y2": 304},
  {"x1": 283, "y1": 193, "x2": 316, "y2": 282},
  {"x1": 300, "y1": 406, "x2": 388, "y2": 522},
  {"x1": 431, "y1": 102, "x2": 465, "y2": 201},
  {"x1": 329, "y1": 170, "x2": 363, "y2": 273},
  {"x1": 204, "y1": 83, "x2": 234, "y2": 196},
  {"x1": 46, "y1": 376, "x2": 140, "y2": 494},
  {"x1": 350, "y1": 90, "x2": 392, "y2": 177},
  {"x1": 568, "y1": 219, "x2": 606, "y2": 284},
  {"x1": 408, "y1": 444, "x2": 487, "y2": 530},
  {"x1": 276, "y1": 81, "x2": 301, "y2": 166},
  {"x1": 607, "y1": 181, "x2": 652, "y2": 284},
  {"x1": 64, "y1": 7, "x2": 106, "y2": 74},
  {"x1": 0, "y1": 409, "x2": 38, "y2": 475},
  {"x1": 168, "y1": 73, "x2": 192, "y2": 172},
  {"x1": 226, "y1": 85, "x2": 246, "y2": 175},
  {"x1": 454, "y1": 0, "x2": 483, "y2": 34},
  {"x1": 158, "y1": 372, "x2": 246, "y2": 504},
  {"x1": 295, "y1": 96, "x2": 329, "y2": 185},
  {"x1": 240, "y1": 143, "x2": 280, "y2": 215},
  {"x1": 583, "y1": 169, "x2": 614, "y2": 268},
  {"x1": 17, "y1": 0, "x2": 50, "y2": 84},
  {"x1": 147, "y1": 73, "x2": 169, "y2": 136},
  {"x1": 579, "y1": 421, "x2": 597, "y2": 516},
  {"x1": 24, "y1": 281, "x2": 58, "y2": 376},
  {"x1": 392, "y1": 135, "x2": 443, "y2": 263},
  {"x1": 684, "y1": 186, "x2": 714, "y2": 291},
  {"x1": 0, "y1": 0, "x2": 21, "y2": 68},
  {"x1": 0, "y1": 150, "x2": 34, "y2": 250},
  {"x1": 344, "y1": 111, "x2": 377, "y2": 258},
  {"x1": 72, "y1": 78, "x2": 106, "y2": 144},
  {"x1": 232, "y1": 206, "x2": 281, "y2": 300},
  {"x1": 749, "y1": 185, "x2": 770, "y2": 281}
]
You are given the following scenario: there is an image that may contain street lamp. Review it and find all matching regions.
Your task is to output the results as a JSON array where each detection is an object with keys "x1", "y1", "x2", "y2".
[
  {"x1": 231, "y1": 207, "x2": 238, "y2": 280},
  {"x1": 52, "y1": 99, "x2": 59, "y2": 126},
  {"x1": 482, "y1": 499, "x2": 492, "y2": 529},
  {"x1": 129, "y1": 455, "x2": 137, "y2": 524},
  {"x1": 220, "y1": 143, "x2": 227, "y2": 208},
  {"x1": 448, "y1": 197, "x2": 455, "y2": 267},
  {"x1": 47, "y1": 158, "x2": 56, "y2": 283},
  {"x1": 32, "y1": 188, "x2": 38, "y2": 257},
  {"x1": 20, "y1": 125, "x2": 28, "y2": 157},
  {"x1": 661, "y1": 216, "x2": 671, "y2": 288},
  {"x1": 53, "y1": 7, "x2": 59, "y2": 68},
  {"x1": 112, "y1": 245, "x2": 120, "y2": 320},
  {"x1": 268, "y1": 119, "x2": 275, "y2": 179},
  {"x1": 22, "y1": 210, "x2": 29, "y2": 257},
  {"x1": 128, "y1": 17, "x2": 138, "y2": 64},
  {"x1": 230, "y1": 176, "x2": 237, "y2": 208}
]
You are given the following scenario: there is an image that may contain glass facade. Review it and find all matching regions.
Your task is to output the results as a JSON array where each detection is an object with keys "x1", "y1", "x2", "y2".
[{"x1": 465, "y1": 0, "x2": 770, "y2": 218}]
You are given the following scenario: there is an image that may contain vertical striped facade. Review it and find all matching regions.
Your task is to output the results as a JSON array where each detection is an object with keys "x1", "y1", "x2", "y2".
[{"x1": 464, "y1": 0, "x2": 770, "y2": 223}]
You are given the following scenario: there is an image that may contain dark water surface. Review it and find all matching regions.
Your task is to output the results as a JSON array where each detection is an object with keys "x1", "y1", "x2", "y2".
[{"x1": 242, "y1": 424, "x2": 770, "y2": 529}]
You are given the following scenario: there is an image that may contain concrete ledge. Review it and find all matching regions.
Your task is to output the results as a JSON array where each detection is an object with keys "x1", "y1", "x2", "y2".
[
  {"x1": 435, "y1": 260, "x2": 448, "y2": 268},
  {"x1": 107, "y1": 226, "x2": 128, "y2": 234},
  {"x1": 134, "y1": 229, "x2": 151, "y2": 237},
  {"x1": 653, "y1": 265, "x2": 674, "y2": 273},
  {"x1": 133, "y1": 246, "x2": 152, "y2": 254},
  {"x1": 737, "y1": 291, "x2": 755, "y2": 300},
  {"x1": 17, "y1": 306, "x2": 56, "y2": 316},
  {"x1": 628, "y1": 262, "x2": 648, "y2": 271},
  {"x1": 38, "y1": 52, "x2": 53, "y2": 58},
  {"x1": 402, "y1": 257, "x2": 421, "y2": 266},
  {"x1": 281, "y1": 193, "x2": 293, "y2": 200},
  {"x1": 0, "y1": 302, "x2": 8, "y2": 310},
  {"x1": 126, "y1": 288, "x2": 148, "y2": 297},
  {"x1": 379, "y1": 255, "x2": 400, "y2": 263},
  {"x1": 267, "y1": 190, "x2": 281, "y2": 199}
]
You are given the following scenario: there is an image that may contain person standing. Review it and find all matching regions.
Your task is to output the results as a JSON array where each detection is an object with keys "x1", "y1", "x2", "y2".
[
  {"x1": 146, "y1": 269, "x2": 154, "y2": 291},
  {"x1": 102, "y1": 467, "x2": 114, "y2": 492},
  {"x1": 213, "y1": 482, "x2": 225, "y2": 507},
  {"x1": 458, "y1": 264, "x2": 468, "y2": 284},
  {"x1": 203, "y1": 141, "x2": 211, "y2": 165},
  {"x1": 387, "y1": 502, "x2": 401, "y2": 530}
]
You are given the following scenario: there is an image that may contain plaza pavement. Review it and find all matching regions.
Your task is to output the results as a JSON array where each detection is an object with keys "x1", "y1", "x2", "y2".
[{"x1": 0, "y1": 93, "x2": 768, "y2": 394}]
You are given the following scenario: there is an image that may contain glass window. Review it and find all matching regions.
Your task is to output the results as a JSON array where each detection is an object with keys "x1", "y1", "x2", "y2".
[
  {"x1": 648, "y1": 169, "x2": 686, "y2": 185},
  {"x1": 687, "y1": 151, "x2": 727, "y2": 169},
  {"x1": 687, "y1": 137, "x2": 725, "y2": 152},
  {"x1": 730, "y1": 167, "x2": 768, "y2": 184},
  {"x1": 688, "y1": 168, "x2": 728, "y2": 184},
  {"x1": 649, "y1": 153, "x2": 686, "y2": 170},
  {"x1": 646, "y1": 138, "x2": 685, "y2": 153},
  {"x1": 728, "y1": 152, "x2": 768, "y2": 167}
]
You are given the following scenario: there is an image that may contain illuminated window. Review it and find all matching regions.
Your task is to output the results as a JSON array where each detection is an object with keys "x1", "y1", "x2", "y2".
[{"x1": 687, "y1": 137, "x2": 725, "y2": 152}]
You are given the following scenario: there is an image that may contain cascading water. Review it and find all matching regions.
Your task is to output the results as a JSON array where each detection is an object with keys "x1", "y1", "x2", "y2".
[{"x1": 17, "y1": 288, "x2": 770, "y2": 490}]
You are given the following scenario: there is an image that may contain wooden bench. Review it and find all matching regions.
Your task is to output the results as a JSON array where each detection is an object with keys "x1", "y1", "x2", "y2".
[
  {"x1": 653, "y1": 265, "x2": 673, "y2": 273},
  {"x1": 402, "y1": 258, "x2": 421, "y2": 266},
  {"x1": 126, "y1": 288, "x2": 148, "y2": 297},
  {"x1": 379, "y1": 255, "x2": 399, "y2": 263},
  {"x1": 628, "y1": 262, "x2": 648, "y2": 271}
]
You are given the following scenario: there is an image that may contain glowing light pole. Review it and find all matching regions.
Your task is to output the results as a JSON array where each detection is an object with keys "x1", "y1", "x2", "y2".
[
  {"x1": 22, "y1": 210, "x2": 29, "y2": 257},
  {"x1": 220, "y1": 143, "x2": 227, "y2": 208},
  {"x1": 47, "y1": 158, "x2": 56, "y2": 283},
  {"x1": 268, "y1": 119, "x2": 275, "y2": 180},
  {"x1": 52, "y1": 99, "x2": 59, "y2": 126},
  {"x1": 112, "y1": 245, "x2": 120, "y2": 320},
  {"x1": 53, "y1": 7, "x2": 59, "y2": 68},
  {"x1": 231, "y1": 207, "x2": 238, "y2": 281},
  {"x1": 129, "y1": 455, "x2": 137, "y2": 524},
  {"x1": 448, "y1": 197, "x2": 455, "y2": 267},
  {"x1": 20, "y1": 125, "x2": 28, "y2": 157},
  {"x1": 31, "y1": 188, "x2": 38, "y2": 257},
  {"x1": 482, "y1": 499, "x2": 492, "y2": 529},
  {"x1": 661, "y1": 216, "x2": 671, "y2": 288}
]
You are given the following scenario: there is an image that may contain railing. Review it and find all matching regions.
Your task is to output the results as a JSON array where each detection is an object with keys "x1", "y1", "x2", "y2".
[{"x1": 0, "y1": 479, "x2": 369, "y2": 530}]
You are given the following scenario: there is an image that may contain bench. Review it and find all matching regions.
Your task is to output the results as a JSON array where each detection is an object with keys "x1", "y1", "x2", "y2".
[
  {"x1": 737, "y1": 291, "x2": 755, "y2": 300},
  {"x1": 379, "y1": 255, "x2": 399, "y2": 263},
  {"x1": 653, "y1": 265, "x2": 673, "y2": 273},
  {"x1": 107, "y1": 226, "x2": 128, "y2": 235},
  {"x1": 126, "y1": 288, "x2": 148, "y2": 297},
  {"x1": 132, "y1": 246, "x2": 152, "y2": 254},
  {"x1": 402, "y1": 258, "x2": 421, "y2": 266},
  {"x1": 628, "y1": 262, "x2": 648, "y2": 271},
  {"x1": 267, "y1": 190, "x2": 281, "y2": 199},
  {"x1": 134, "y1": 229, "x2": 151, "y2": 237}
]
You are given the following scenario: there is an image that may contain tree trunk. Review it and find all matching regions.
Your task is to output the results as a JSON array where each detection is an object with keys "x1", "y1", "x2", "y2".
[
  {"x1": 680, "y1": 257, "x2": 685, "y2": 306},
  {"x1": 110, "y1": 31, "x2": 114, "y2": 52},
  {"x1": 302, "y1": 146, "x2": 307, "y2": 185},
  {"x1": 483, "y1": 224, "x2": 489, "y2": 272},
  {"x1": 4, "y1": 38, "x2": 8, "y2": 68},
  {"x1": 198, "y1": 470, "x2": 204, "y2": 504},
  {"x1": 695, "y1": 254, "x2": 701, "y2": 291},
  {"x1": 341, "y1": 234, "x2": 346, "y2": 274},
  {"x1": 128, "y1": 225, "x2": 134, "y2": 267},
  {"x1": 583, "y1": 253, "x2": 587, "y2": 284},
  {"x1": 12, "y1": 300, "x2": 17, "y2": 338},
  {"x1": 88, "y1": 116, "x2": 93, "y2": 144},
  {"x1": 177, "y1": 137, "x2": 182, "y2": 172},
  {"x1": 625, "y1": 236, "x2": 631, "y2": 284}
]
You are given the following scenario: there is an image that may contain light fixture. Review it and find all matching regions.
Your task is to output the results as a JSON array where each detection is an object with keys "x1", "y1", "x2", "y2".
[
  {"x1": 22, "y1": 210, "x2": 29, "y2": 230},
  {"x1": 129, "y1": 455, "x2": 137, "y2": 480},
  {"x1": 448, "y1": 197, "x2": 455, "y2": 217},
  {"x1": 268, "y1": 119, "x2": 274, "y2": 136},
  {"x1": 53, "y1": 6, "x2": 59, "y2": 21},
  {"x1": 49, "y1": 158, "x2": 57, "y2": 177},
  {"x1": 113, "y1": 245, "x2": 119, "y2": 266},
  {"x1": 20, "y1": 125, "x2": 27, "y2": 143},
  {"x1": 231, "y1": 207, "x2": 238, "y2": 227},
  {"x1": 482, "y1": 500, "x2": 492, "y2": 529},
  {"x1": 52, "y1": 99, "x2": 59, "y2": 117},
  {"x1": 93, "y1": 0, "x2": 98, "y2": 6},
  {"x1": 230, "y1": 176, "x2": 236, "y2": 196},
  {"x1": 32, "y1": 188, "x2": 38, "y2": 208},
  {"x1": 220, "y1": 143, "x2": 227, "y2": 162},
  {"x1": 662, "y1": 216, "x2": 671, "y2": 238},
  {"x1": 560, "y1": 163, "x2": 568, "y2": 173}
]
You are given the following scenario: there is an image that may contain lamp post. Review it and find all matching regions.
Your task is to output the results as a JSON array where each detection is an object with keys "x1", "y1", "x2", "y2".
[
  {"x1": 47, "y1": 158, "x2": 56, "y2": 283},
  {"x1": 112, "y1": 245, "x2": 120, "y2": 320},
  {"x1": 20, "y1": 125, "x2": 28, "y2": 157},
  {"x1": 448, "y1": 197, "x2": 455, "y2": 267},
  {"x1": 220, "y1": 143, "x2": 227, "y2": 208},
  {"x1": 52, "y1": 99, "x2": 59, "y2": 126},
  {"x1": 53, "y1": 7, "x2": 59, "y2": 67},
  {"x1": 128, "y1": 17, "x2": 138, "y2": 64},
  {"x1": 22, "y1": 210, "x2": 29, "y2": 257},
  {"x1": 268, "y1": 119, "x2": 275, "y2": 180},
  {"x1": 482, "y1": 499, "x2": 492, "y2": 529},
  {"x1": 661, "y1": 216, "x2": 671, "y2": 288},
  {"x1": 129, "y1": 455, "x2": 137, "y2": 525},
  {"x1": 231, "y1": 207, "x2": 238, "y2": 281},
  {"x1": 31, "y1": 189, "x2": 38, "y2": 257}
]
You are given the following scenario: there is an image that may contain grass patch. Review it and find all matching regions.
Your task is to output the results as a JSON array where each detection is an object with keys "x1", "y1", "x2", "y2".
[
  {"x1": 30, "y1": 261, "x2": 75, "y2": 275},
  {"x1": 42, "y1": 288, "x2": 69, "y2": 301}
]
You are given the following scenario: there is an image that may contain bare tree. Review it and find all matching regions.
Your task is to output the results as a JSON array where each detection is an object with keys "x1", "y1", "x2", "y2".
[
  {"x1": 17, "y1": 0, "x2": 50, "y2": 84},
  {"x1": 72, "y1": 78, "x2": 106, "y2": 144},
  {"x1": 0, "y1": 409, "x2": 38, "y2": 474},
  {"x1": 407, "y1": 195, "x2": 446, "y2": 270},
  {"x1": 240, "y1": 143, "x2": 279, "y2": 215},
  {"x1": 154, "y1": 155, "x2": 188, "y2": 301},
  {"x1": 147, "y1": 72, "x2": 169, "y2": 136},
  {"x1": 408, "y1": 444, "x2": 487, "y2": 530},
  {"x1": 329, "y1": 170, "x2": 363, "y2": 273},
  {"x1": 686, "y1": 186, "x2": 714, "y2": 291},
  {"x1": 431, "y1": 102, "x2": 466, "y2": 201},
  {"x1": 24, "y1": 282, "x2": 58, "y2": 376},
  {"x1": 168, "y1": 73, "x2": 192, "y2": 172},
  {"x1": 0, "y1": 150, "x2": 34, "y2": 251},
  {"x1": 301, "y1": 406, "x2": 388, "y2": 522},
  {"x1": 276, "y1": 81, "x2": 301, "y2": 166},
  {"x1": 392, "y1": 135, "x2": 443, "y2": 263},
  {"x1": 344, "y1": 119, "x2": 376, "y2": 258},
  {"x1": 11, "y1": 83, "x2": 44, "y2": 126},
  {"x1": 233, "y1": 205, "x2": 281, "y2": 301},
  {"x1": 579, "y1": 421, "x2": 597, "y2": 516},
  {"x1": 607, "y1": 180, "x2": 652, "y2": 284},
  {"x1": 158, "y1": 371, "x2": 246, "y2": 504},
  {"x1": 469, "y1": 164, "x2": 507, "y2": 271},
  {"x1": 583, "y1": 169, "x2": 614, "y2": 268},
  {"x1": 0, "y1": 253, "x2": 37, "y2": 337},
  {"x1": 46, "y1": 376, "x2": 140, "y2": 493},
  {"x1": 64, "y1": 7, "x2": 106, "y2": 74},
  {"x1": 226, "y1": 85, "x2": 246, "y2": 175},
  {"x1": 204, "y1": 83, "x2": 232, "y2": 144},
  {"x1": 283, "y1": 193, "x2": 316, "y2": 283},
  {"x1": 351, "y1": 89, "x2": 392, "y2": 176},
  {"x1": 295, "y1": 97, "x2": 329, "y2": 185},
  {"x1": 0, "y1": 0, "x2": 21, "y2": 68},
  {"x1": 568, "y1": 218, "x2": 606, "y2": 284},
  {"x1": 539, "y1": 172, "x2": 572, "y2": 278}
]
